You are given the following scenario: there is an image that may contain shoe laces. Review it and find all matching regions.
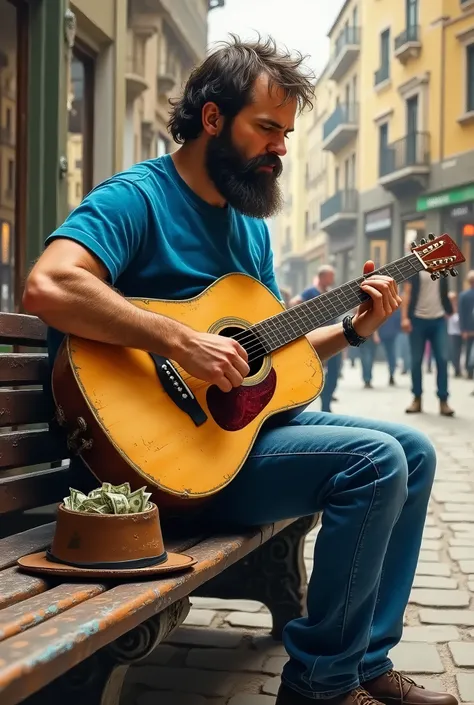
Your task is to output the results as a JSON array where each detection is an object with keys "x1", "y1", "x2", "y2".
[
  {"x1": 386, "y1": 670, "x2": 424, "y2": 693},
  {"x1": 353, "y1": 687, "x2": 383, "y2": 705}
]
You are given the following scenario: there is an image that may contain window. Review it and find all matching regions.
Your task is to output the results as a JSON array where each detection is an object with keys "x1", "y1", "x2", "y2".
[
  {"x1": 381, "y1": 29, "x2": 390, "y2": 75},
  {"x1": 379, "y1": 122, "x2": 389, "y2": 173},
  {"x1": 468, "y1": 44, "x2": 474, "y2": 112},
  {"x1": 406, "y1": 0, "x2": 418, "y2": 28},
  {"x1": 156, "y1": 134, "x2": 170, "y2": 157},
  {"x1": 67, "y1": 44, "x2": 95, "y2": 212},
  {"x1": 335, "y1": 166, "x2": 340, "y2": 192},
  {"x1": 352, "y1": 5, "x2": 358, "y2": 27},
  {"x1": 0, "y1": 0, "x2": 29, "y2": 312}
]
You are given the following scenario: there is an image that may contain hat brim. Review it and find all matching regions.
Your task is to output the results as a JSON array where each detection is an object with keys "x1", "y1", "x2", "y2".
[{"x1": 17, "y1": 550, "x2": 196, "y2": 579}]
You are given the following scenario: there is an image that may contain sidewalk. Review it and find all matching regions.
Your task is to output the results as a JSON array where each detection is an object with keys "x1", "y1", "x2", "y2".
[{"x1": 123, "y1": 362, "x2": 474, "y2": 705}]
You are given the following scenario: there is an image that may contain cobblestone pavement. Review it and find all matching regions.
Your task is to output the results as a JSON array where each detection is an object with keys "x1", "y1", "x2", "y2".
[{"x1": 123, "y1": 362, "x2": 474, "y2": 705}]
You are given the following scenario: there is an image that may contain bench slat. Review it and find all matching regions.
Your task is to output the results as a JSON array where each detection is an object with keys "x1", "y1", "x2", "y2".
[
  {"x1": 0, "y1": 354, "x2": 48, "y2": 386},
  {"x1": 0, "y1": 583, "x2": 106, "y2": 643},
  {"x1": 0, "y1": 520, "x2": 292, "y2": 705},
  {"x1": 0, "y1": 313, "x2": 47, "y2": 346},
  {"x1": 0, "y1": 569, "x2": 48, "y2": 611},
  {"x1": 0, "y1": 465, "x2": 80, "y2": 515},
  {"x1": 0, "y1": 430, "x2": 67, "y2": 471},
  {"x1": 0, "y1": 390, "x2": 52, "y2": 427},
  {"x1": 0, "y1": 524, "x2": 55, "y2": 571}
]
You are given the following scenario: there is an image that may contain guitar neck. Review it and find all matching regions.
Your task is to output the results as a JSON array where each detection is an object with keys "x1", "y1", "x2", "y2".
[{"x1": 253, "y1": 253, "x2": 425, "y2": 354}]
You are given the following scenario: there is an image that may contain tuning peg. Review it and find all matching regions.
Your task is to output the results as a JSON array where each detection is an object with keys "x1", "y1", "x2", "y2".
[
  {"x1": 430, "y1": 273, "x2": 440, "y2": 281},
  {"x1": 428, "y1": 233, "x2": 435, "y2": 241},
  {"x1": 420, "y1": 238, "x2": 427, "y2": 245},
  {"x1": 441, "y1": 270, "x2": 449, "y2": 278},
  {"x1": 411, "y1": 240, "x2": 417, "y2": 248},
  {"x1": 450, "y1": 268, "x2": 458, "y2": 277}
]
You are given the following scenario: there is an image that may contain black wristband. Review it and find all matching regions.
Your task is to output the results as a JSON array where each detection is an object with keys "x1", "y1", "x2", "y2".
[{"x1": 342, "y1": 315, "x2": 367, "y2": 347}]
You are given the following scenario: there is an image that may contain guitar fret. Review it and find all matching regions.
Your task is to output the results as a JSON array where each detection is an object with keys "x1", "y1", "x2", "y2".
[{"x1": 253, "y1": 253, "x2": 425, "y2": 353}]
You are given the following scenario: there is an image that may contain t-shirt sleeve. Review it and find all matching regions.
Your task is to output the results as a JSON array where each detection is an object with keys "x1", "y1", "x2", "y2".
[
  {"x1": 259, "y1": 223, "x2": 282, "y2": 300},
  {"x1": 45, "y1": 178, "x2": 147, "y2": 284}
]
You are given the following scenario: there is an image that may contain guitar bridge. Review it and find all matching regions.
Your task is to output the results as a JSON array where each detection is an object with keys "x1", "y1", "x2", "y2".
[{"x1": 149, "y1": 354, "x2": 208, "y2": 427}]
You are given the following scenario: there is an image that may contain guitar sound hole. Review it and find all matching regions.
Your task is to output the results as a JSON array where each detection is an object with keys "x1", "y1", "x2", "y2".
[{"x1": 218, "y1": 326, "x2": 266, "y2": 378}]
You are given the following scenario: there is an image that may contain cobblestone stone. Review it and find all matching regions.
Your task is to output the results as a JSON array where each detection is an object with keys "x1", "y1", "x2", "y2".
[
  {"x1": 262, "y1": 677, "x2": 281, "y2": 696},
  {"x1": 191, "y1": 598, "x2": 264, "y2": 612},
  {"x1": 448, "y1": 642, "x2": 474, "y2": 667},
  {"x1": 457, "y1": 674, "x2": 474, "y2": 702},
  {"x1": 441, "y1": 513, "x2": 474, "y2": 523},
  {"x1": 184, "y1": 609, "x2": 217, "y2": 627},
  {"x1": 185, "y1": 648, "x2": 267, "y2": 672},
  {"x1": 420, "y1": 610, "x2": 474, "y2": 626},
  {"x1": 263, "y1": 657, "x2": 288, "y2": 675},
  {"x1": 129, "y1": 666, "x2": 236, "y2": 697},
  {"x1": 225, "y1": 612, "x2": 273, "y2": 629},
  {"x1": 409, "y1": 590, "x2": 470, "y2": 607},
  {"x1": 412, "y1": 577, "x2": 458, "y2": 590},
  {"x1": 167, "y1": 627, "x2": 244, "y2": 649},
  {"x1": 450, "y1": 547, "x2": 474, "y2": 561},
  {"x1": 390, "y1": 643, "x2": 444, "y2": 673},
  {"x1": 416, "y1": 563, "x2": 452, "y2": 577},
  {"x1": 419, "y1": 551, "x2": 440, "y2": 562},
  {"x1": 401, "y1": 626, "x2": 460, "y2": 642},
  {"x1": 228, "y1": 696, "x2": 276, "y2": 705},
  {"x1": 450, "y1": 537, "x2": 474, "y2": 547},
  {"x1": 459, "y1": 561, "x2": 474, "y2": 574}
]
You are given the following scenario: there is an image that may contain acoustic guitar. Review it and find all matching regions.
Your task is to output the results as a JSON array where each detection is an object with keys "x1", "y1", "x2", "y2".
[{"x1": 52, "y1": 233, "x2": 465, "y2": 509}]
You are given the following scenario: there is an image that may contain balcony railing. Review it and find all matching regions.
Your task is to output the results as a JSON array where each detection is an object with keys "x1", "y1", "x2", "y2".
[
  {"x1": 333, "y1": 26, "x2": 361, "y2": 58},
  {"x1": 323, "y1": 103, "x2": 359, "y2": 141},
  {"x1": 374, "y1": 64, "x2": 390, "y2": 87},
  {"x1": 379, "y1": 132, "x2": 430, "y2": 178},
  {"x1": 321, "y1": 189, "x2": 358, "y2": 223},
  {"x1": 327, "y1": 26, "x2": 361, "y2": 81},
  {"x1": 394, "y1": 24, "x2": 420, "y2": 51}
]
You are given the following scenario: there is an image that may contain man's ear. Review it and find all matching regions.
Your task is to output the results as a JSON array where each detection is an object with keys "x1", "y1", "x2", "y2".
[{"x1": 202, "y1": 102, "x2": 224, "y2": 136}]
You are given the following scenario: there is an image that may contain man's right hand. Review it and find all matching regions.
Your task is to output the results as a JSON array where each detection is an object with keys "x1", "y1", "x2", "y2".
[
  {"x1": 173, "y1": 331, "x2": 250, "y2": 393},
  {"x1": 401, "y1": 317, "x2": 412, "y2": 333}
]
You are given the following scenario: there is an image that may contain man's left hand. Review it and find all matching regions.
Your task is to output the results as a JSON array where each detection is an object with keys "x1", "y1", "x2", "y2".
[{"x1": 352, "y1": 260, "x2": 401, "y2": 339}]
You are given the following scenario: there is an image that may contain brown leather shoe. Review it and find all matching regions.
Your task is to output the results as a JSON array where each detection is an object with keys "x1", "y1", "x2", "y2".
[
  {"x1": 276, "y1": 684, "x2": 385, "y2": 705},
  {"x1": 405, "y1": 397, "x2": 422, "y2": 413},
  {"x1": 362, "y1": 670, "x2": 458, "y2": 705},
  {"x1": 440, "y1": 401, "x2": 454, "y2": 417}
]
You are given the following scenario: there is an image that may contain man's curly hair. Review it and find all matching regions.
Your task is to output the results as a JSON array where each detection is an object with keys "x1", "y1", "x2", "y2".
[{"x1": 167, "y1": 34, "x2": 315, "y2": 144}]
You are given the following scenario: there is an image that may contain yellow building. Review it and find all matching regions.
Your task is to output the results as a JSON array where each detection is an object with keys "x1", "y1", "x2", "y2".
[
  {"x1": 356, "y1": 0, "x2": 474, "y2": 280},
  {"x1": 320, "y1": 0, "x2": 361, "y2": 285},
  {"x1": 123, "y1": 0, "x2": 209, "y2": 168}
]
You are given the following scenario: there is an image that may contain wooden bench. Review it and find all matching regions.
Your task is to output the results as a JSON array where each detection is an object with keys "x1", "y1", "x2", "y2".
[{"x1": 0, "y1": 311, "x2": 319, "y2": 705}]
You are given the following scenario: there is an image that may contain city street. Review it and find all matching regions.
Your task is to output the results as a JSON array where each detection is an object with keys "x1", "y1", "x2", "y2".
[{"x1": 123, "y1": 362, "x2": 474, "y2": 705}]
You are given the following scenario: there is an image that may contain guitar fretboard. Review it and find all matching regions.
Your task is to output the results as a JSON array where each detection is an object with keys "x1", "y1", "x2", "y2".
[{"x1": 250, "y1": 253, "x2": 424, "y2": 354}]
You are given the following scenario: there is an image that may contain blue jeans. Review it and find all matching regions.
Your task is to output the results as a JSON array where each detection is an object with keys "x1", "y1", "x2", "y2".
[
  {"x1": 207, "y1": 410, "x2": 436, "y2": 699},
  {"x1": 410, "y1": 316, "x2": 449, "y2": 401},
  {"x1": 360, "y1": 338, "x2": 376, "y2": 384},
  {"x1": 320, "y1": 352, "x2": 342, "y2": 412},
  {"x1": 381, "y1": 338, "x2": 397, "y2": 377}
]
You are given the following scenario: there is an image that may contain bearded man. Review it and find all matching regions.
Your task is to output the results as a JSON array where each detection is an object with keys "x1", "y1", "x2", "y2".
[{"x1": 23, "y1": 36, "x2": 452, "y2": 705}]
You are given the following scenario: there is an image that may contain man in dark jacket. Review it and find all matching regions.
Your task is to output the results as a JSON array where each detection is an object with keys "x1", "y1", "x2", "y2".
[
  {"x1": 401, "y1": 270, "x2": 454, "y2": 416},
  {"x1": 459, "y1": 270, "x2": 474, "y2": 379}
]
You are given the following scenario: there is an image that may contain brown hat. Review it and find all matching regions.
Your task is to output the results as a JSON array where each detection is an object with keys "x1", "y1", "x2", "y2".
[{"x1": 17, "y1": 503, "x2": 196, "y2": 579}]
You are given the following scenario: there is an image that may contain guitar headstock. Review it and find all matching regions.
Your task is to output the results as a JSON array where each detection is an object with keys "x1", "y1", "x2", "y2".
[{"x1": 411, "y1": 233, "x2": 466, "y2": 280}]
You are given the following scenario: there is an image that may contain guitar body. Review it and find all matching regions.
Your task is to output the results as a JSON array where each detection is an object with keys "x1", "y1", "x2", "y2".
[{"x1": 52, "y1": 273, "x2": 324, "y2": 510}]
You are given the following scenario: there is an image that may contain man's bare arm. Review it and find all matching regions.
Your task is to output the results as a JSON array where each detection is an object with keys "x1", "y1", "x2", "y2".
[
  {"x1": 23, "y1": 239, "x2": 191, "y2": 357},
  {"x1": 306, "y1": 324, "x2": 348, "y2": 362}
]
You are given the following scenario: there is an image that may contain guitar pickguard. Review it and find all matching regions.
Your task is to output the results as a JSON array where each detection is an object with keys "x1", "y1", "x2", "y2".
[{"x1": 206, "y1": 368, "x2": 277, "y2": 431}]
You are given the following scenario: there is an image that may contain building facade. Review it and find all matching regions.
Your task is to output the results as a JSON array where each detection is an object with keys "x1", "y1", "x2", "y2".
[
  {"x1": 356, "y1": 0, "x2": 474, "y2": 285},
  {"x1": 0, "y1": 0, "x2": 213, "y2": 314},
  {"x1": 320, "y1": 0, "x2": 360, "y2": 285}
]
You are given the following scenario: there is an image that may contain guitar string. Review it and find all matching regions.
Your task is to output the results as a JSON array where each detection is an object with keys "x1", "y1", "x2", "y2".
[
  {"x1": 169, "y1": 259, "x2": 422, "y2": 393},
  {"x1": 225, "y1": 258, "x2": 419, "y2": 353}
]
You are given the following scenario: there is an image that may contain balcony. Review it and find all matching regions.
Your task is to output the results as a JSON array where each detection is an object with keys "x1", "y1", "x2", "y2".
[
  {"x1": 0, "y1": 127, "x2": 13, "y2": 146},
  {"x1": 327, "y1": 27, "x2": 361, "y2": 82},
  {"x1": 131, "y1": 0, "x2": 207, "y2": 62},
  {"x1": 320, "y1": 190, "x2": 358, "y2": 235},
  {"x1": 379, "y1": 132, "x2": 430, "y2": 195},
  {"x1": 322, "y1": 103, "x2": 359, "y2": 153},
  {"x1": 394, "y1": 25, "x2": 421, "y2": 64},
  {"x1": 125, "y1": 53, "x2": 149, "y2": 103},
  {"x1": 374, "y1": 64, "x2": 390, "y2": 89}
]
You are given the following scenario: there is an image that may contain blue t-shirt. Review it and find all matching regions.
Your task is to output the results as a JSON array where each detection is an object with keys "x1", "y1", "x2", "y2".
[{"x1": 45, "y1": 154, "x2": 281, "y2": 360}]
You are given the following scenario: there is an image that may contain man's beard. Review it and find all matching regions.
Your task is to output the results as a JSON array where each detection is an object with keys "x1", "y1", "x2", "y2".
[{"x1": 205, "y1": 125, "x2": 284, "y2": 219}]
